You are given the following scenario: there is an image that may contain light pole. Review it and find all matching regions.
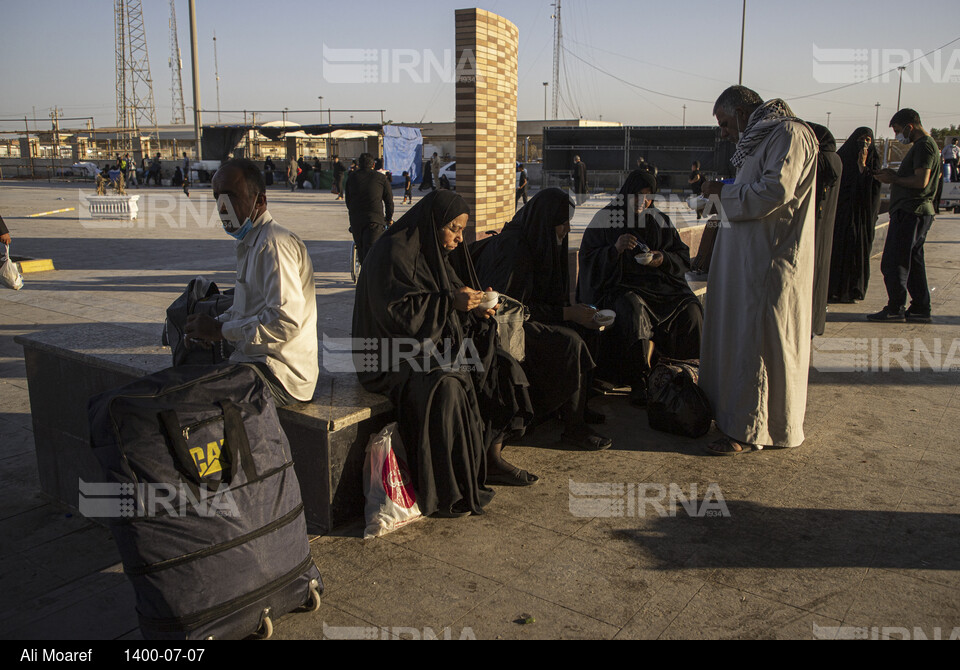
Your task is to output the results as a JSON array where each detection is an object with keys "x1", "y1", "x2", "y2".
[
  {"x1": 738, "y1": 0, "x2": 746, "y2": 85},
  {"x1": 826, "y1": 111, "x2": 831, "y2": 128},
  {"x1": 543, "y1": 82, "x2": 549, "y2": 120},
  {"x1": 318, "y1": 96, "x2": 323, "y2": 124},
  {"x1": 682, "y1": 104, "x2": 687, "y2": 129},
  {"x1": 874, "y1": 102, "x2": 881, "y2": 137},
  {"x1": 896, "y1": 66, "x2": 906, "y2": 111}
]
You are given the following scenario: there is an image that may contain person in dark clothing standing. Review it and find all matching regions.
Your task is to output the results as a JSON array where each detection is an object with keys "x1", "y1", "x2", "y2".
[
  {"x1": 869, "y1": 109, "x2": 941, "y2": 323},
  {"x1": 515, "y1": 163, "x2": 529, "y2": 205},
  {"x1": 402, "y1": 171, "x2": 413, "y2": 204},
  {"x1": 264, "y1": 157, "x2": 275, "y2": 186},
  {"x1": 688, "y1": 161, "x2": 705, "y2": 195},
  {"x1": 332, "y1": 156, "x2": 345, "y2": 198},
  {"x1": 345, "y1": 153, "x2": 394, "y2": 264},
  {"x1": 419, "y1": 159, "x2": 434, "y2": 192},
  {"x1": 806, "y1": 122, "x2": 842, "y2": 337},
  {"x1": 571, "y1": 155, "x2": 588, "y2": 205},
  {"x1": 829, "y1": 127, "x2": 882, "y2": 304}
]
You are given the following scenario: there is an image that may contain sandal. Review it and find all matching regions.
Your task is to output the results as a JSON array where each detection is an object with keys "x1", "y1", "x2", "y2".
[
  {"x1": 487, "y1": 467, "x2": 540, "y2": 487},
  {"x1": 705, "y1": 437, "x2": 758, "y2": 457},
  {"x1": 561, "y1": 426, "x2": 613, "y2": 451}
]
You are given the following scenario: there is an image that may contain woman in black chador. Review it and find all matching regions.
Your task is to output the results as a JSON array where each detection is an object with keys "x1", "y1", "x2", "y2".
[
  {"x1": 577, "y1": 170, "x2": 702, "y2": 405},
  {"x1": 829, "y1": 126, "x2": 882, "y2": 303},
  {"x1": 472, "y1": 188, "x2": 612, "y2": 451},
  {"x1": 352, "y1": 191, "x2": 536, "y2": 518}
]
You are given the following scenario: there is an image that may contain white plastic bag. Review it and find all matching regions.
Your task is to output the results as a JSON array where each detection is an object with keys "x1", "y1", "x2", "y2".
[
  {"x1": 363, "y1": 422, "x2": 422, "y2": 539},
  {"x1": 0, "y1": 244, "x2": 23, "y2": 290}
]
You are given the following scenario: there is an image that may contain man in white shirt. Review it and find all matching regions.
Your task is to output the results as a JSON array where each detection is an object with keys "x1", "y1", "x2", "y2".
[
  {"x1": 942, "y1": 138, "x2": 959, "y2": 183},
  {"x1": 185, "y1": 158, "x2": 319, "y2": 405}
]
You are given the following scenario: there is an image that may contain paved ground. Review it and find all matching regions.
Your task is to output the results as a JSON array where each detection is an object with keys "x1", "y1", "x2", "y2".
[{"x1": 1, "y1": 180, "x2": 958, "y2": 640}]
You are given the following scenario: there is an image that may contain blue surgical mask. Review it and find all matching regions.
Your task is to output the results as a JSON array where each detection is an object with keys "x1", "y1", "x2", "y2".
[{"x1": 218, "y1": 194, "x2": 258, "y2": 240}]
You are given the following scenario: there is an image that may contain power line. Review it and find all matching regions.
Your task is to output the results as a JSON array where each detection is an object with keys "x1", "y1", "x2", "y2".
[{"x1": 561, "y1": 46, "x2": 715, "y2": 104}]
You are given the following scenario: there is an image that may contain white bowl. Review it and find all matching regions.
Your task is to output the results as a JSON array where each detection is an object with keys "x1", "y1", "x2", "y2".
[
  {"x1": 594, "y1": 309, "x2": 616, "y2": 327},
  {"x1": 635, "y1": 252, "x2": 655, "y2": 266},
  {"x1": 479, "y1": 291, "x2": 500, "y2": 310}
]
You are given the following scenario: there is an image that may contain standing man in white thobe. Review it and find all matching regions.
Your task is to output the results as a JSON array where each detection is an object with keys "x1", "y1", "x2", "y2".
[{"x1": 699, "y1": 86, "x2": 818, "y2": 455}]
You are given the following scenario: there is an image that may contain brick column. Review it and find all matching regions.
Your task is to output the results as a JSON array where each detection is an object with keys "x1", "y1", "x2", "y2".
[{"x1": 454, "y1": 8, "x2": 519, "y2": 242}]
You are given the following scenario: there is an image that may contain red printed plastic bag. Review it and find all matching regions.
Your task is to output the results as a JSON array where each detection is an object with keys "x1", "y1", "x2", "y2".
[{"x1": 363, "y1": 423, "x2": 422, "y2": 539}]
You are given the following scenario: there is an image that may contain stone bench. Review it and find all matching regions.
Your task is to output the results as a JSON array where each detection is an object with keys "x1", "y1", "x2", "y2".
[{"x1": 15, "y1": 324, "x2": 394, "y2": 535}]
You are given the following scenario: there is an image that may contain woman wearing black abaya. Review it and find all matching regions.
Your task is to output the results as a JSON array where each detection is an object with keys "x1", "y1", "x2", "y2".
[
  {"x1": 578, "y1": 170, "x2": 702, "y2": 405},
  {"x1": 829, "y1": 127, "x2": 882, "y2": 303},
  {"x1": 352, "y1": 191, "x2": 536, "y2": 518},
  {"x1": 807, "y1": 122, "x2": 842, "y2": 337},
  {"x1": 472, "y1": 188, "x2": 613, "y2": 451}
]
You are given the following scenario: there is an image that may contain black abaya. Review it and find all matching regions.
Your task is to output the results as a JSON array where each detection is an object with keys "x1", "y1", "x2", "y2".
[
  {"x1": 829, "y1": 127, "x2": 882, "y2": 302},
  {"x1": 807, "y1": 122, "x2": 842, "y2": 337},
  {"x1": 472, "y1": 188, "x2": 595, "y2": 419},
  {"x1": 577, "y1": 171, "x2": 702, "y2": 384},
  {"x1": 352, "y1": 191, "x2": 531, "y2": 517}
]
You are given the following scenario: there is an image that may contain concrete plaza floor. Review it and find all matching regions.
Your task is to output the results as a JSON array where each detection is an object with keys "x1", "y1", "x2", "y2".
[{"x1": 1, "y1": 180, "x2": 958, "y2": 640}]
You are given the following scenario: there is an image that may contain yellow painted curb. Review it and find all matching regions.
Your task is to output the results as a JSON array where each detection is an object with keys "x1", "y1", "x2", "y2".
[{"x1": 17, "y1": 259, "x2": 55, "y2": 273}]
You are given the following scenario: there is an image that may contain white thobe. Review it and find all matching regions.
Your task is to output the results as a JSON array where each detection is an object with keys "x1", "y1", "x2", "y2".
[
  {"x1": 700, "y1": 120, "x2": 817, "y2": 448},
  {"x1": 218, "y1": 210, "x2": 319, "y2": 402}
]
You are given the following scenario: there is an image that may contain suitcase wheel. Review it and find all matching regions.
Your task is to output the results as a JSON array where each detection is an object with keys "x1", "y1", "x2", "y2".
[
  {"x1": 254, "y1": 608, "x2": 274, "y2": 640},
  {"x1": 306, "y1": 579, "x2": 322, "y2": 613}
]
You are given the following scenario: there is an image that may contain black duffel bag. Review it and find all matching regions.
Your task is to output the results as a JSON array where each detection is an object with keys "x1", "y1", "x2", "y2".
[
  {"x1": 162, "y1": 276, "x2": 235, "y2": 366},
  {"x1": 87, "y1": 364, "x2": 322, "y2": 640},
  {"x1": 646, "y1": 358, "x2": 713, "y2": 438}
]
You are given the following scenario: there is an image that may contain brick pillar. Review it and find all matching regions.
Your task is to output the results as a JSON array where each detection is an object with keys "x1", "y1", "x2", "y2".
[{"x1": 455, "y1": 8, "x2": 519, "y2": 243}]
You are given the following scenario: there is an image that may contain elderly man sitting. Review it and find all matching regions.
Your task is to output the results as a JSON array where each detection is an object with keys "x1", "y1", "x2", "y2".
[{"x1": 185, "y1": 158, "x2": 319, "y2": 406}]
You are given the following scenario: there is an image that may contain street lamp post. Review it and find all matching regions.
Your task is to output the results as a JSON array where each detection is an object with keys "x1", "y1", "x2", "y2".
[
  {"x1": 318, "y1": 96, "x2": 323, "y2": 125},
  {"x1": 874, "y1": 102, "x2": 881, "y2": 137},
  {"x1": 826, "y1": 111, "x2": 831, "y2": 128},
  {"x1": 896, "y1": 66, "x2": 906, "y2": 111},
  {"x1": 738, "y1": 0, "x2": 746, "y2": 85},
  {"x1": 543, "y1": 82, "x2": 549, "y2": 120}
]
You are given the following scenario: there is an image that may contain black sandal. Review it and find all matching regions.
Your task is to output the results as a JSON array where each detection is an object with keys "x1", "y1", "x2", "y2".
[{"x1": 487, "y1": 467, "x2": 540, "y2": 487}]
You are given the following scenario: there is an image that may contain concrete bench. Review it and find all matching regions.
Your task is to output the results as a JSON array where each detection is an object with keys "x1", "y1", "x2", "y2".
[{"x1": 15, "y1": 324, "x2": 394, "y2": 535}]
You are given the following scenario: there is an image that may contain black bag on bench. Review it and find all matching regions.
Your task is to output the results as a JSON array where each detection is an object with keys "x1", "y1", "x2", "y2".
[
  {"x1": 87, "y1": 364, "x2": 322, "y2": 640},
  {"x1": 163, "y1": 276, "x2": 235, "y2": 367}
]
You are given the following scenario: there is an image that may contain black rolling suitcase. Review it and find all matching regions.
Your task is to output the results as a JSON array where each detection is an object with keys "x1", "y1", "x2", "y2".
[{"x1": 87, "y1": 364, "x2": 322, "y2": 640}]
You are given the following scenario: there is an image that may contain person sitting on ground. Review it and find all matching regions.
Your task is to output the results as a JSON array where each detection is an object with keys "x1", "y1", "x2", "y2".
[
  {"x1": 577, "y1": 170, "x2": 703, "y2": 406},
  {"x1": 353, "y1": 191, "x2": 537, "y2": 516},
  {"x1": 472, "y1": 188, "x2": 613, "y2": 451},
  {"x1": 185, "y1": 158, "x2": 319, "y2": 406},
  {"x1": 344, "y1": 153, "x2": 394, "y2": 266}
]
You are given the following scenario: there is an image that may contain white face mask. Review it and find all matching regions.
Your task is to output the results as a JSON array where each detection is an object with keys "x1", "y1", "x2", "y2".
[{"x1": 896, "y1": 127, "x2": 912, "y2": 145}]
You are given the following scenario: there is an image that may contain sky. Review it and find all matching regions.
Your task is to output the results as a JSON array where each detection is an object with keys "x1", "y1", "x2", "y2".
[{"x1": 1, "y1": 0, "x2": 958, "y2": 142}]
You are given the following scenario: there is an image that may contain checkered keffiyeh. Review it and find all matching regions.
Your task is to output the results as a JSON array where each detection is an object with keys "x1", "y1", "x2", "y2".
[{"x1": 730, "y1": 98, "x2": 801, "y2": 170}]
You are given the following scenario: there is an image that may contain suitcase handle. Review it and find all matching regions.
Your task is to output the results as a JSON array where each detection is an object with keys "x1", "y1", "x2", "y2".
[{"x1": 159, "y1": 400, "x2": 257, "y2": 491}]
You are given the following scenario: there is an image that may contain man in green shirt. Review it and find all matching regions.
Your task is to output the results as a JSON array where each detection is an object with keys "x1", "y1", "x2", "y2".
[{"x1": 868, "y1": 109, "x2": 941, "y2": 323}]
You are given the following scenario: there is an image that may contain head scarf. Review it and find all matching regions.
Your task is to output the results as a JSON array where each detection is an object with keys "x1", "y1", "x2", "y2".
[
  {"x1": 730, "y1": 98, "x2": 805, "y2": 170},
  {"x1": 472, "y1": 188, "x2": 574, "y2": 306}
]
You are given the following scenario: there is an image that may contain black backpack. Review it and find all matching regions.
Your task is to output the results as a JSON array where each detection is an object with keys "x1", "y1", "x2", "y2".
[
  {"x1": 646, "y1": 358, "x2": 713, "y2": 438},
  {"x1": 163, "y1": 277, "x2": 235, "y2": 366}
]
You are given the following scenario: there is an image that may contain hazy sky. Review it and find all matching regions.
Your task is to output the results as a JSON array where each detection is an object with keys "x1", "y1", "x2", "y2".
[{"x1": 1, "y1": 0, "x2": 958, "y2": 141}]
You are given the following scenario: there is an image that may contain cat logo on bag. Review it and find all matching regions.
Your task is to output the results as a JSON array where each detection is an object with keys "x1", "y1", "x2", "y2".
[
  {"x1": 190, "y1": 439, "x2": 224, "y2": 478},
  {"x1": 382, "y1": 450, "x2": 416, "y2": 509}
]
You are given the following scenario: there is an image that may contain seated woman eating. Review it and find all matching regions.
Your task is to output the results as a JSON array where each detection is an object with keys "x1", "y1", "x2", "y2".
[
  {"x1": 577, "y1": 170, "x2": 702, "y2": 405},
  {"x1": 472, "y1": 188, "x2": 612, "y2": 451},
  {"x1": 352, "y1": 191, "x2": 537, "y2": 519}
]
